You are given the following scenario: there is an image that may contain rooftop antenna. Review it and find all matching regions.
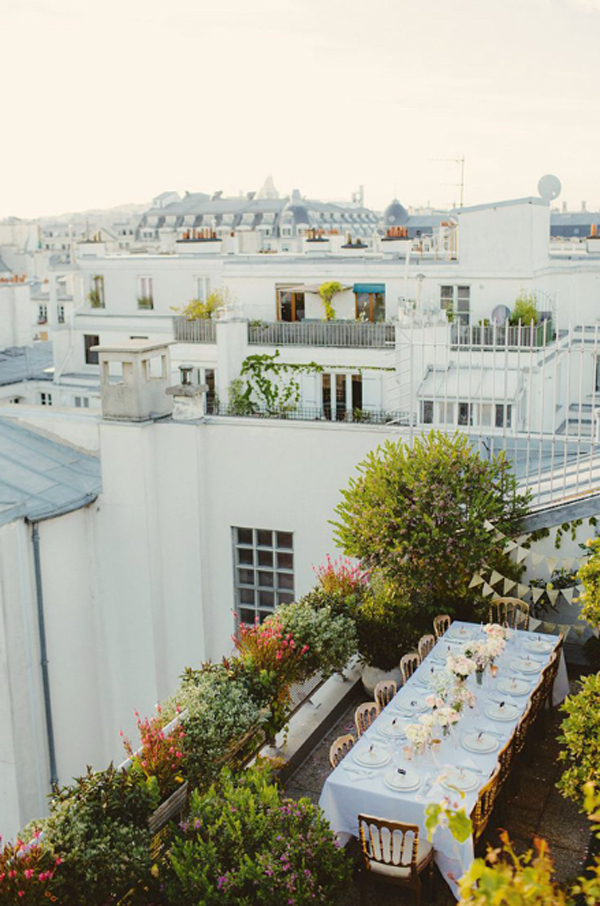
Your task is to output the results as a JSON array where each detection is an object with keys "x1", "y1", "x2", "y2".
[{"x1": 430, "y1": 156, "x2": 466, "y2": 207}]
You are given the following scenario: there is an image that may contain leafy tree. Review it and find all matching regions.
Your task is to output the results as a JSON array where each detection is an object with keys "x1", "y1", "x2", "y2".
[
  {"x1": 331, "y1": 432, "x2": 530, "y2": 626},
  {"x1": 577, "y1": 537, "x2": 600, "y2": 631},
  {"x1": 173, "y1": 287, "x2": 232, "y2": 320},
  {"x1": 509, "y1": 292, "x2": 538, "y2": 326},
  {"x1": 319, "y1": 281, "x2": 344, "y2": 320},
  {"x1": 558, "y1": 672, "x2": 600, "y2": 805}
]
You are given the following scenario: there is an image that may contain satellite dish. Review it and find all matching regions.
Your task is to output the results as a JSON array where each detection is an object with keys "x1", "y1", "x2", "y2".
[
  {"x1": 491, "y1": 304, "x2": 511, "y2": 325},
  {"x1": 538, "y1": 174, "x2": 562, "y2": 202}
]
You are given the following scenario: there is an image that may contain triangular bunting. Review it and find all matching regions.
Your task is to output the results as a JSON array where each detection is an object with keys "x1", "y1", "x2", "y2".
[
  {"x1": 573, "y1": 625, "x2": 586, "y2": 638},
  {"x1": 542, "y1": 621, "x2": 555, "y2": 633},
  {"x1": 561, "y1": 587, "x2": 575, "y2": 604},
  {"x1": 530, "y1": 551, "x2": 544, "y2": 568},
  {"x1": 493, "y1": 531, "x2": 505, "y2": 543},
  {"x1": 531, "y1": 586, "x2": 545, "y2": 603},
  {"x1": 559, "y1": 625, "x2": 571, "y2": 640},
  {"x1": 529, "y1": 617, "x2": 542, "y2": 630},
  {"x1": 483, "y1": 519, "x2": 495, "y2": 532},
  {"x1": 546, "y1": 556, "x2": 558, "y2": 574},
  {"x1": 503, "y1": 540, "x2": 517, "y2": 553},
  {"x1": 469, "y1": 573, "x2": 484, "y2": 588},
  {"x1": 489, "y1": 570, "x2": 503, "y2": 587},
  {"x1": 503, "y1": 577, "x2": 517, "y2": 594},
  {"x1": 515, "y1": 547, "x2": 529, "y2": 563},
  {"x1": 561, "y1": 557, "x2": 574, "y2": 571},
  {"x1": 517, "y1": 583, "x2": 530, "y2": 598},
  {"x1": 547, "y1": 589, "x2": 560, "y2": 606},
  {"x1": 481, "y1": 582, "x2": 495, "y2": 597}
]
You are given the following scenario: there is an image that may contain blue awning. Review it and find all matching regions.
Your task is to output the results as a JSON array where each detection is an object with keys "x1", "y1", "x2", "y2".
[{"x1": 353, "y1": 283, "x2": 385, "y2": 294}]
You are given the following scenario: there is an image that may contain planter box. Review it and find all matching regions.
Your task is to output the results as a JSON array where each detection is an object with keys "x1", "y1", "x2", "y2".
[{"x1": 148, "y1": 780, "x2": 189, "y2": 834}]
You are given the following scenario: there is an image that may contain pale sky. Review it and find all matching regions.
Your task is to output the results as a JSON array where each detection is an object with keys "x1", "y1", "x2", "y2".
[{"x1": 1, "y1": 0, "x2": 599, "y2": 219}]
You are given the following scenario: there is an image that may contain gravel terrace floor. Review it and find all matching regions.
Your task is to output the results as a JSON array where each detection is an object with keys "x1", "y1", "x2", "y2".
[{"x1": 285, "y1": 682, "x2": 590, "y2": 905}]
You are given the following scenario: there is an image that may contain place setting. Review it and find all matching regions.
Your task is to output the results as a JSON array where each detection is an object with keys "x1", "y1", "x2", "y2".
[
  {"x1": 462, "y1": 728, "x2": 500, "y2": 754},
  {"x1": 497, "y1": 676, "x2": 532, "y2": 696},
  {"x1": 523, "y1": 635, "x2": 556, "y2": 655},
  {"x1": 391, "y1": 696, "x2": 429, "y2": 716},
  {"x1": 484, "y1": 699, "x2": 521, "y2": 722},
  {"x1": 509, "y1": 656, "x2": 544, "y2": 675}
]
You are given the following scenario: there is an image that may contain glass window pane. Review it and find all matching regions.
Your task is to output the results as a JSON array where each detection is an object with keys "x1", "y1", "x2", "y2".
[
  {"x1": 457, "y1": 286, "x2": 470, "y2": 299},
  {"x1": 258, "y1": 550, "x2": 273, "y2": 567},
  {"x1": 277, "y1": 573, "x2": 294, "y2": 590},
  {"x1": 276, "y1": 532, "x2": 293, "y2": 550},
  {"x1": 277, "y1": 593, "x2": 294, "y2": 606},
  {"x1": 240, "y1": 587, "x2": 255, "y2": 604},
  {"x1": 237, "y1": 528, "x2": 252, "y2": 545},
  {"x1": 237, "y1": 568, "x2": 255, "y2": 586},
  {"x1": 237, "y1": 548, "x2": 253, "y2": 566},
  {"x1": 440, "y1": 286, "x2": 454, "y2": 299},
  {"x1": 240, "y1": 608, "x2": 255, "y2": 624},
  {"x1": 258, "y1": 590, "x2": 274, "y2": 608},
  {"x1": 257, "y1": 530, "x2": 273, "y2": 547},
  {"x1": 258, "y1": 610, "x2": 273, "y2": 623},
  {"x1": 373, "y1": 293, "x2": 385, "y2": 322},
  {"x1": 258, "y1": 571, "x2": 274, "y2": 588},
  {"x1": 277, "y1": 552, "x2": 293, "y2": 570}
]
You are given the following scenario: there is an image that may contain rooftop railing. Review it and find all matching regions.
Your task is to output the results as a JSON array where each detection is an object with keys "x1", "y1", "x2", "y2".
[
  {"x1": 213, "y1": 404, "x2": 416, "y2": 426},
  {"x1": 247, "y1": 320, "x2": 395, "y2": 348},
  {"x1": 450, "y1": 319, "x2": 554, "y2": 349},
  {"x1": 173, "y1": 316, "x2": 217, "y2": 343}
]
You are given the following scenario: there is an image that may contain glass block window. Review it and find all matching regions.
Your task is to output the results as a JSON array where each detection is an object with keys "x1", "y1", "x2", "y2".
[{"x1": 233, "y1": 527, "x2": 294, "y2": 624}]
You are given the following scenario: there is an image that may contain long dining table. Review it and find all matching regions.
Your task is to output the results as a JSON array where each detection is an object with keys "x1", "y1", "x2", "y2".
[{"x1": 318, "y1": 621, "x2": 570, "y2": 898}]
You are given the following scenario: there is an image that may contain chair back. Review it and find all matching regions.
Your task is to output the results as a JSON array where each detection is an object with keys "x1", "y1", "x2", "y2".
[
  {"x1": 418, "y1": 634, "x2": 435, "y2": 661},
  {"x1": 400, "y1": 652, "x2": 421, "y2": 685},
  {"x1": 514, "y1": 700, "x2": 534, "y2": 756},
  {"x1": 329, "y1": 733, "x2": 355, "y2": 768},
  {"x1": 489, "y1": 597, "x2": 529, "y2": 630},
  {"x1": 374, "y1": 679, "x2": 397, "y2": 712},
  {"x1": 470, "y1": 764, "x2": 501, "y2": 842},
  {"x1": 358, "y1": 813, "x2": 420, "y2": 875},
  {"x1": 433, "y1": 614, "x2": 452, "y2": 638},
  {"x1": 497, "y1": 735, "x2": 515, "y2": 788},
  {"x1": 355, "y1": 702, "x2": 379, "y2": 737}
]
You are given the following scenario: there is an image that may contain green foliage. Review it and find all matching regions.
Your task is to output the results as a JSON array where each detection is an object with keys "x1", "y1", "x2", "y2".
[
  {"x1": 137, "y1": 295, "x2": 154, "y2": 309},
  {"x1": 41, "y1": 764, "x2": 157, "y2": 906},
  {"x1": 332, "y1": 432, "x2": 530, "y2": 626},
  {"x1": 508, "y1": 292, "x2": 538, "y2": 326},
  {"x1": 227, "y1": 377, "x2": 255, "y2": 415},
  {"x1": 275, "y1": 597, "x2": 358, "y2": 679},
  {"x1": 173, "y1": 287, "x2": 231, "y2": 320},
  {"x1": 578, "y1": 537, "x2": 600, "y2": 631},
  {"x1": 166, "y1": 765, "x2": 351, "y2": 905},
  {"x1": 237, "y1": 350, "x2": 322, "y2": 414},
  {"x1": 319, "y1": 281, "x2": 344, "y2": 320},
  {"x1": 558, "y1": 672, "x2": 600, "y2": 805},
  {"x1": 571, "y1": 782, "x2": 600, "y2": 904},
  {"x1": 354, "y1": 572, "x2": 420, "y2": 669},
  {"x1": 425, "y1": 799, "x2": 472, "y2": 845},
  {"x1": 457, "y1": 831, "x2": 568, "y2": 905},
  {"x1": 529, "y1": 568, "x2": 578, "y2": 617}
]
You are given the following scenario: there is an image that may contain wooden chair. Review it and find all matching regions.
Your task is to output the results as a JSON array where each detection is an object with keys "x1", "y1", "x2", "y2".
[
  {"x1": 539, "y1": 645, "x2": 561, "y2": 716},
  {"x1": 400, "y1": 652, "x2": 421, "y2": 685},
  {"x1": 470, "y1": 764, "x2": 501, "y2": 843},
  {"x1": 355, "y1": 702, "x2": 379, "y2": 738},
  {"x1": 418, "y1": 634, "x2": 436, "y2": 661},
  {"x1": 488, "y1": 597, "x2": 529, "y2": 630},
  {"x1": 358, "y1": 813, "x2": 434, "y2": 906},
  {"x1": 513, "y1": 700, "x2": 535, "y2": 758},
  {"x1": 496, "y1": 735, "x2": 515, "y2": 791},
  {"x1": 433, "y1": 614, "x2": 452, "y2": 638},
  {"x1": 329, "y1": 734, "x2": 355, "y2": 768},
  {"x1": 374, "y1": 679, "x2": 397, "y2": 713}
]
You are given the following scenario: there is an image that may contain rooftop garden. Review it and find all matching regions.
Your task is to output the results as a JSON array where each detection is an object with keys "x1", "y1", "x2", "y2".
[{"x1": 2, "y1": 432, "x2": 600, "y2": 904}]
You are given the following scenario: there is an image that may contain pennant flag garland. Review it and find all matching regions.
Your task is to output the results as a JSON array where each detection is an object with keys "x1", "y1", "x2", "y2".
[
  {"x1": 530, "y1": 551, "x2": 544, "y2": 568},
  {"x1": 547, "y1": 588, "x2": 560, "y2": 606},
  {"x1": 489, "y1": 570, "x2": 503, "y2": 587},
  {"x1": 560, "y1": 587, "x2": 575, "y2": 604},
  {"x1": 529, "y1": 617, "x2": 542, "y2": 630},
  {"x1": 546, "y1": 556, "x2": 558, "y2": 574},
  {"x1": 483, "y1": 519, "x2": 495, "y2": 532},
  {"x1": 481, "y1": 582, "x2": 495, "y2": 597},
  {"x1": 503, "y1": 577, "x2": 517, "y2": 594},
  {"x1": 517, "y1": 583, "x2": 530, "y2": 599},
  {"x1": 503, "y1": 540, "x2": 518, "y2": 554},
  {"x1": 515, "y1": 547, "x2": 529, "y2": 564},
  {"x1": 572, "y1": 625, "x2": 586, "y2": 638},
  {"x1": 531, "y1": 587, "x2": 546, "y2": 604},
  {"x1": 561, "y1": 557, "x2": 574, "y2": 571},
  {"x1": 469, "y1": 573, "x2": 484, "y2": 589}
]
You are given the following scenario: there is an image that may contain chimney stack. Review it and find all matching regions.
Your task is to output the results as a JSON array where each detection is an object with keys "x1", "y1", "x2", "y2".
[
  {"x1": 166, "y1": 365, "x2": 207, "y2": 421},
  {"x1": 93, "y1": 341, "x2": 173, "y2": 421}
]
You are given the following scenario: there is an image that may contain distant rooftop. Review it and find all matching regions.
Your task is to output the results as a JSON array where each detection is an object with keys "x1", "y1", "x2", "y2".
[
  {"x1": 0, "y1": 417, "x2": 102, "y2": 525},
  {"x1": 0, "y1": 343, "x2": 53, "y2": 387}
]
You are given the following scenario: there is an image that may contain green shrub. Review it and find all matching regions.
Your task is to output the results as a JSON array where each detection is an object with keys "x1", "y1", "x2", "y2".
[
  {"x1": 166, "y1": 765, "x2": 351, "y2": 905},
  {"x1": 578, "y1": 537, "x2": 600, "y2": 631},
  {"x1": 558, "y1": 672, "x2": 600, "y2": 805},
  {"x1": 41, "y1": 765, "x2": 157, "y2": 906},
  {"x1": 275, "y1": 597, "x2": 358, "y2": 679},
  {"x1": 508, "y1": 292, "x2": 538, "y2": 326},
  {"x1": 173, "y1": 287, "x2": 231, "y2": 320},
  {"x1": 332, "y1": 432, "x2": 529, "y2": 625},
  {"x1": 354, "y1": 572, "x2": 420, "y2": 669},
  {"x1": 318, "y1": 281, "x2": 344, "y2": 320}
]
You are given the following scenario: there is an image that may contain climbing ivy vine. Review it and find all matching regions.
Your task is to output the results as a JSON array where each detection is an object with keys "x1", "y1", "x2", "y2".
[{"x1": 234, "y1": 351, "x2": 323, "y2": 414}]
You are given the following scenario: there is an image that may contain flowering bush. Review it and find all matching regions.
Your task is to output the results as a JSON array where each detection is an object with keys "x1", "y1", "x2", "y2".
[
  {"x1": 0, "y1": 832, "x2": 58, "y2": 905},
  {"x1": 162, "y1": 664, "x2": 267, "y2": 791},
  {"x1": 558, "y1": 672, "x2": 600, "y2": 805},
  {"x1": 332, "y1": 432, "x2": 529, "y2": 624},
  {"x1": 166, "y1": 765, "x2": 351, "y2": 905},
  {"x1": 275, "y1": 598, "x2": 358, "y2": 680},
  {"x1": 121, "y1": 704, "x2": 186, "y2": 799},
  {"x1": 314, "y1": 555, "x2": 368, "y2": 605},
  {"x1": 578, "y1": 537, "x2": 600, "y2": 630},
  {"x1": 354, "y1": 571, "x2": 420, "y2": 669},
  {"x1": 40, "y1": 764, "x2": 157, "y2": 906}
]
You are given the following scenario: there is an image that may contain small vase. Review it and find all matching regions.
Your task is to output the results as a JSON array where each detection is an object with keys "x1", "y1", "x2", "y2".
[{"x1": 476, "y1": 669, "x2": 484, "y2": 686}]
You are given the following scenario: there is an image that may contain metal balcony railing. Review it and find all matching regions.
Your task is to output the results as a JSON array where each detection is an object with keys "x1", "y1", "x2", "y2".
[
  {"x1": 173, "y1": 317, "x2": 217, "y2": 343},
  {"x1": 450, "y1": 319, "x2": 554, "y2": 349},
  {"x1": 247, "y1": 320, "x2": 395, "y2": 348}
]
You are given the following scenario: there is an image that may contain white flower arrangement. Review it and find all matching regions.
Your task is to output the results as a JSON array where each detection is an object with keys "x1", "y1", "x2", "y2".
[
  {"x1": 435, "y1": 705, "x2": 460, "y2": 728},
  {"x1": 484, "y1": 623, "x2": 507, "y2": 641},
  {"x1": 405, "y1": 721, "x2": 432, "y2": 753},
  {"x1": 450, "y1": 682, "x2": 475, "y2": 711},
  {"x1": 485, "y1": 636, "x2": 505, "y2": 660},
  {"x1": 446, "y1": 652, "x2": 476, "y2": 680}
]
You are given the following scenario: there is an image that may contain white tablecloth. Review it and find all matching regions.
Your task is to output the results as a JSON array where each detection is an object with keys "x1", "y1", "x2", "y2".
[{"x1": 319, "y1": 621, "x2": 569, "y2": 898}]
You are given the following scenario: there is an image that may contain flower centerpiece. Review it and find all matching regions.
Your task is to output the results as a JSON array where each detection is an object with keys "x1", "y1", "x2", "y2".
[
  {"x1": 446, "y1": 652, "x2": 476, "y2": 684},
  {"x1": 484, "y1": 623, "x2": 507, "y2": 642},
  {"x1": 449, "y1": 681, "x2": 475, "y2": 713},
  {"x1": 405, "y1": 721, "x2": 432, "y2": 756},
  {"x1": 435, "y1": 705, "x2": 461, "y2": 737}
]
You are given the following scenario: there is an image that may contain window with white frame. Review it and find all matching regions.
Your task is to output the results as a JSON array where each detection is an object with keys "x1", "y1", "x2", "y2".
[
  {"x1": 74, "y1": 396, "x2": 90, "y2": 408},
  {"x1": 440, "y1": 285, "x2": 471, "y2": 326},
  {"x1": 38, "y1": 304, "x2": 48, "y2": 323},
  {"x1": 195, "y1": 276, "x2": 211, "y2": 302},
  {"x1": 421, "y1": 400, "x2": 434, "y2": 424},
  {"x1": 458, "y1": 401, "x2": 472, "y2": 426},
  {"x1": 138, "y1": 276, "x2": 154, "y2": 309},
  {"x1": 233, "y1": 527, "x2": 294, "y2": 624},
  {"x1": 90, "y1": 275, "x2": 105, "y2": 308},
  {"x1": 40, "y1": 392, "x2": 52, "y2": 406},
  {"x1": 495, "y1": 403, "x2": 512, "y2": 428},
  {"x1": 57, "y1": 304, "x2": 65, "y2": 324}
]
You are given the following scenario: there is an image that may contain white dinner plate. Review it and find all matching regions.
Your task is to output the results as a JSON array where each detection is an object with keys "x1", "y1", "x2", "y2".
[
  {"x1": 393, "y1": 698, "x2": 428, "y2": 715},
  {"x1": 378, "y1": 718, "x2": 409, "y2": 739},
  {"x1": 524, "y1": 639, "x2": 554, "y2": 655},
  {"x1": 462, "y1": 731, "x2": 499, "y2": 754},
  {"x1": 384, "y1": 768, "x2": 421, "y2": 792},
  {"x1": 354, "y1": 744, "x2": 391, "y2": 768},
  {"x1": 446, "y1": 626, "x2": 474, "y2": 642},
  {"x1": 484, "y1": 701, "x2": 520, "y2": 722},
  {"x1": 432, "y1": 644, "x2": 460, "y2": 662},
  {"x1": 510, "y1": 658, "x2": 542, "y2": 675},
  {"x1": 497, "y1": 678, "x2": 531, "y2": 696},
  {"x1": 443, "y1": 769, "x2": 480, "y2": 793}
]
